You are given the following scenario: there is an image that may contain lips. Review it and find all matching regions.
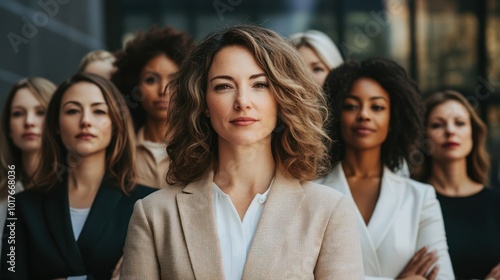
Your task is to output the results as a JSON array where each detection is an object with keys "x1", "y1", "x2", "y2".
[
  {"x1": 230, "y1": 117, "x2": 257, "y2": 126},
  {"x1": 442, "y1": 142, "x2": 460, "y2": 148},
  {"x1": 352, "y1": 126, "x2": 375, "y2": 135},
  {"x1": 153, "y1": 101, "x2": 168, "y2": 110},
  {"x1": 21, "y1": 132, "x2": 39, "y2": 140},
  {"x1": 76, "y1": 132, "x2": 96, "y2": 140}
]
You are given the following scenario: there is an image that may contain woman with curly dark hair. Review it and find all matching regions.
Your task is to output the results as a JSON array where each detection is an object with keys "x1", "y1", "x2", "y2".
[
  {"x1": 112, "y1": 26, "x2": 194, "y2": 189},
  {"x1": 120, "y1": 24, "x2": 364, "y2": 279},
  {"x1": 317, "y1": 57, "x2": 454, "y2": 279}
]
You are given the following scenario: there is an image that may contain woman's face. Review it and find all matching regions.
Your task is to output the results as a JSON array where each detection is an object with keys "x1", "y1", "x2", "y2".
[
  {"x1": 139, "y1": 54, "x2": 179, "y2": 122},
  {"x1": 206, "y1": 45, "x2": 278, "y2": 148},
  {"x1": 297, "y1": 46, "x2": 329, "y2": 86},
  {"x1": 426, "y1": 100, "x2": 473, "y2": 162},
  {"x1": 59, "y1": 82, "x2": 112, "y2": 158},
  {"x1": 9, "y1": 88, "x2": 46, "y2": 154},
  {"x1": 340, "y1": 78, "x2": 391, "y2": 151}
]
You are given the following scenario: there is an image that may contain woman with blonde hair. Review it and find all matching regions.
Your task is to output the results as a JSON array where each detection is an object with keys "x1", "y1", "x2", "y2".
[
  {"x1": 0, "y1": 77, "x2": 55, "y2": 254},
  {"x1": 78, "y1": 49, "x2": 116, "y2": 80},
  {"x1": 414, "y1": 90, "x2": 500, "y2": 279},
  {"x1": 290, "y1": 29, "x2": 344, "y2": 86},
  {"x1": 1, "y1": 73, "x2": 155, "y2": 279},
  {"x1": 121, "y1": 24, "x2": 363, "y2": 279}
]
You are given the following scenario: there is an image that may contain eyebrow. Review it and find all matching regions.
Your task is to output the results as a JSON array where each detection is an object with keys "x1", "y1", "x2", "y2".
[
  {"x1": 62, "y1": 101, "x2": 107, "y2": 107},
  {"x1": 209, "y1": 73, "x2": 266, "y2": 82}
]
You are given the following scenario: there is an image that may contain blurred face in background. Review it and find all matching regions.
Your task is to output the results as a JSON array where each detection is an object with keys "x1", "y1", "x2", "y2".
[
  {"x1": 139, "y1": 54, "x2": 179, "y2": 122},
  {"x1": 10, "y1": 88, "x2": 46, "y2": 154},
  {"x1": 426, "y1": 100, "x2": 473, "y2": 162},
  {"x1": 297, "y1": 46, "x2": 329, "y2": 86},
  {"x1": 340, "y1": 78, "x2": 391, "y2": 151},
  {"x1": 59, "y1": 82, "x2": 112, "y2": 158}
]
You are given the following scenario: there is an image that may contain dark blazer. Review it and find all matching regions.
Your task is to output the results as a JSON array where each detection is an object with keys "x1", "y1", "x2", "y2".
[{"x1": 1, "y1": 175, "x2": 156, "y2": 280}]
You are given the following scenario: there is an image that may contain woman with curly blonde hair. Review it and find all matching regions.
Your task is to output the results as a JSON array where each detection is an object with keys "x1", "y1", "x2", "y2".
[{"x1": 121, "y1": 24, "x2": 363, "y2": 279}]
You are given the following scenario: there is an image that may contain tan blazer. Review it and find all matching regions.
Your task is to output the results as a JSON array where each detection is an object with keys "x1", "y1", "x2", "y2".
[
  {"x1": 135, "y1": 127, "x2": 170, "y2": 189},
  {"x1": 121, "y1": 169, "x2": 364, "y2": 279}
]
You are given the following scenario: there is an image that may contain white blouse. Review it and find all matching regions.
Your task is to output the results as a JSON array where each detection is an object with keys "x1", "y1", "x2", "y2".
[
  {"x1": 69, "y1": 207, "x2": 90, "y2": 240},
  {"x1": 213, "y1": 182, "x2": 271, "y2": 280}
]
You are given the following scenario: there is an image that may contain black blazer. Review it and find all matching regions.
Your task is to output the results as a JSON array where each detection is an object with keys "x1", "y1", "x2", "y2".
[{"x1": 1, "y1": 175, "x2": 156, "y2": 280}]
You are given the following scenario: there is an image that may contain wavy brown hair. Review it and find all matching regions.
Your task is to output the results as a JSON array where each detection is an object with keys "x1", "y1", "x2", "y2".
[
  {"x1": 0, "y1": 77, "x2": 56, "y2": 199},
  {"x1": 166, "y1": 24, "x2": 330, "y2": 185},
  {"x1": 112, "y1": 26, "x2": 194, "y2": 130},
  {"x1": 413, "y1": 90, "x2": 490, "y2": 184},
  {"x1": 32, "y1": 73, "x2": 137, "y2": 194}
]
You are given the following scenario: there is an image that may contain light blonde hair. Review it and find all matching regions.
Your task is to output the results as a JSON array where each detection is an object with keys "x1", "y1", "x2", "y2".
[
  {"x1": 166, "y1": 24, "x2": 331, "y2": 185},
  {"x1": 413, "y1": 90, "x2": 490, "y2": 184},
  {"x1": 78, "y1": 50, "x2": 115, "y2": 73},
  {"x1": 0, "y1": 77, "x2": 56, "y2": 199},
  {"x1": 32, "y1": 73, "x2": 137, "y2": 194},
  {"x1": 290, "y1": 30, "x2": 344, "y2": 70}
]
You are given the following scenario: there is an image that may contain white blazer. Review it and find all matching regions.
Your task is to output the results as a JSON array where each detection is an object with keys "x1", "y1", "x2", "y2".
[{"x1": 315, "y1": 164, "x2": 454, "y2": 280}]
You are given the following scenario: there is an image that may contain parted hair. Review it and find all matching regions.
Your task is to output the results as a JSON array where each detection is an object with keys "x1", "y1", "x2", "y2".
[
  {"x1": 111, "y1": 26, "x2": 194, "y2": 130},
  {"x1": 32, "y1": 73, "x2": 137, "y2": 194},
  {"x1": 324, "y1": 57, "x2": 424, "y2": 172},
  {"x1": 166, "y1": 24, "x2": 331, "y2": 185},
  {"x1": 413, "y1": 90, "x2": 489, "y2": 184},
  {"x1": 0, "y1": 77, "x2": 56, "y2": 199}
]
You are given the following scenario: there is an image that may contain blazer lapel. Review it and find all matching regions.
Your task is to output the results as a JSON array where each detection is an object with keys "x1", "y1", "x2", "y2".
[
  {"x1": 43, "y1": 180, "x2": 86, "y2": 275},
  {"x1": 241, "y1": 169, "x2": 304, "y2": 280},
  {"x1": 77, "y1": 176, "x2": 122, "y2": 257},
  {"x1": 367, "y1": 166, "x2": 404, "y2": 249},
  {"x1": 326, "y1": 164, "x2": 382, "y2": 274},
  {"x1": 177, "y1": 172, "x2": 225, "y2": 280}
]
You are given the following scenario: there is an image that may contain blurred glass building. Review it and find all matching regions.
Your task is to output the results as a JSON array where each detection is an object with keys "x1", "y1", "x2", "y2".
[{"x1": 1, "y1": 0, "x2": 499, "y2": 187}]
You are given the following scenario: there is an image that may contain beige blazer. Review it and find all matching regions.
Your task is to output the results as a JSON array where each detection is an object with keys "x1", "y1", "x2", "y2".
[
  {"x1": 135, "y1": 127, "x2": 170, "y2": 189},
  {"x1": 121, "y1": 169, "x2": 364, "y2": 279}
]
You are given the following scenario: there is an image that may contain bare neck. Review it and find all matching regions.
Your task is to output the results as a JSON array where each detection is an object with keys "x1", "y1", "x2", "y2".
[
  {"x1": 428, "y1": 158, "x2": 483, "y2": 196},
  {"x1": 144, "y1": 118, "x2": 167, "y2": 143},
  {"x1": 214, "y1": 142, "x2": 276, "y2": 197},
  {"x1": 68, "y1": 151, "x2": 106, "y2": 194},
  {"x1": 343, "y1": 146, "x2": 383, "y2": 178}
]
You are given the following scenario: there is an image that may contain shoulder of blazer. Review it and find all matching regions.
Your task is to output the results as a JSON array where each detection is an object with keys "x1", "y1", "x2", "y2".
[{"x1": 299, "y1": 180, "x2": 350, "y2": 214}]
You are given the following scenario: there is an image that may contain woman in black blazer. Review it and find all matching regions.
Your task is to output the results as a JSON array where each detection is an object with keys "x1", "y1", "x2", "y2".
[{"x1": 1, "y1": 73, "x2": 156, "y2": 279}]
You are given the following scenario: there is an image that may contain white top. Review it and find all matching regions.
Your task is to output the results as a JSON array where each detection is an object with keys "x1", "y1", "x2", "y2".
[
  {"x1": 315, "y1": 164, "x2": 454, "y2": 280},
  {"x1": 213, "y1": 181, "x2": 272, "y2": 280},
  {"x1": 142, "y1": 140, "x2": 168, "y2": 163},
  {"x1": 69, "y1": 207, "x2": 91, "y2": 240}
]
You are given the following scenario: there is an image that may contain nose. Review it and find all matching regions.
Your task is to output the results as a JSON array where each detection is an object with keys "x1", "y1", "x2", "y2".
[
  {"x1": 80, "y1": 109, "x2": 92, "y2": 128},
  {"x1": 234, "y1": 87, "x2": 252, "y2": 111},
  {"x1": 159, "y1": 78, "x2": 168, "y2": 97},
  {"x1": 445, "y1": 122, "x2": 456, "y2": 136},
  {"x1": 24, "y1": 111, "x2": 36, "y2": 128},
  {"x1": 356, "y1": 104, "x2": 370, "y2": 122}
]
